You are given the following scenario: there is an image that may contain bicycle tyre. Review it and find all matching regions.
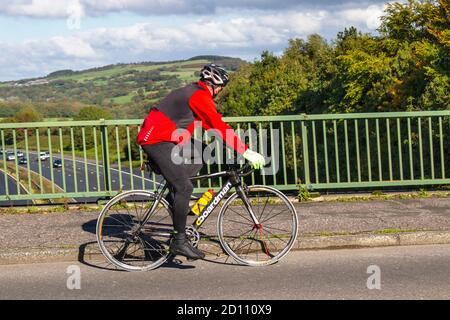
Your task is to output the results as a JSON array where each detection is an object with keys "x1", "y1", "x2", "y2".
[
  {"x1": 217, "y1": 185, "x2": 298, "y2": 266},
  {"x1": 96, "y1": 190, "x2": 173, "y2": 271}
]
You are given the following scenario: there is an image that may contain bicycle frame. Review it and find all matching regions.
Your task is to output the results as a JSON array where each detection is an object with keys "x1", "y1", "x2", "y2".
[{"x1": 138, "y1": 164, "x2": 260, "y2": 233}]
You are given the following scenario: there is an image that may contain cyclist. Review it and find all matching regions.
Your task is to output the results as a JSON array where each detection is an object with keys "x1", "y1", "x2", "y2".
[{"x1": 137, "y1": 64, "x2": 265, "y2": 260}]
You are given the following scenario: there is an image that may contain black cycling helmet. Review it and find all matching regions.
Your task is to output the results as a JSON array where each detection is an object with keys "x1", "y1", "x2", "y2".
[{"x1": 200, "y1": 64, "x2": 229, "y2": 87}]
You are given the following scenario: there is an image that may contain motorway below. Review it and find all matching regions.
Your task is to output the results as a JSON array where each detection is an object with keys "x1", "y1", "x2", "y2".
[
  {"x1": 0, "y1": 170, "x2": 31, "y2": 206},
  {"x1": 1, "y1": 151, "x2": 159, "y2": 204},
  {"x1": 0, "y1": 244, "x2": 449, "y2": 299}
]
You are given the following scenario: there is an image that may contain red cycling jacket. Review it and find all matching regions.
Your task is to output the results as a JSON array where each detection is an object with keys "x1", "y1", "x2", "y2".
[{"x1": 137, "y1": 81, "x2": 247, "y2": 154}]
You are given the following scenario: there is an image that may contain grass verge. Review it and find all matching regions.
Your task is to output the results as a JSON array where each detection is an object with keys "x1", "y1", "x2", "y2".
[
  {"x1": 315, "y1": 190, "x2": 450, "y2": 203},
  {"x1": 306, "y1": 228, "x2": 424, "y2": 238}
]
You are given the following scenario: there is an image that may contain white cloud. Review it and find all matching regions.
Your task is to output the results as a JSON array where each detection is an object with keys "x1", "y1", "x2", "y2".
[
  {"x1": 52, "y1": 36, "x2": 96, "y2": 58},
  {"x1": 81, "y1": 10, "x2": 327, "y2": 55},
  {"x1": 0, "y1": 0, "x2": 79, "y2": 18},
  {"x1": 0, "y1": 2, "x2": 393, "y2": 81},
  {"x1": 339, "y1": 3, "x2": 386, "y2": 30},
  {"x1": 0, "y1": 0, "x2": 389, "y2": 18},
  {"x1": 0, "y1": 39, "x2": 100, "y2": 80},
  {"x1": 259, "y1": 11, "x2": 327, "y2": 34}
]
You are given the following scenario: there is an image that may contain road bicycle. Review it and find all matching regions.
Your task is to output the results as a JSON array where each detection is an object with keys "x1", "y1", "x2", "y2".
[{"x1": 96, "y1": 162, "x2": 298, "y2": 271}]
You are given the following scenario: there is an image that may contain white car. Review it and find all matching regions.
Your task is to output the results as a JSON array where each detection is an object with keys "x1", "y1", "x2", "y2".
[
  {"x1": 6, "y1": 152, "x2": 15, "y2": 161},
  {"x1": 38, "y1": 151, "x2": 50, "y2": 161}
]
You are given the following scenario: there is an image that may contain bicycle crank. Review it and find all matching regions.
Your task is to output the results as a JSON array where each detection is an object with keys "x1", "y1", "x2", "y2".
[{"x1": 185, "y1": 226, "x2": 200, "y2": 248}]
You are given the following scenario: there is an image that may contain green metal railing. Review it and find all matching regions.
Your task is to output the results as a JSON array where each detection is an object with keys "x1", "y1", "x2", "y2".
[{"x1": 0, "y1": 111, "x2": 449, "y2": 203}]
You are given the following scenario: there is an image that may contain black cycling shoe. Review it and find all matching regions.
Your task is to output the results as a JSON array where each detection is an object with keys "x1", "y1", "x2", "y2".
[{"x1": 170, "y1": 233, "x2": 205, "y2": 260}]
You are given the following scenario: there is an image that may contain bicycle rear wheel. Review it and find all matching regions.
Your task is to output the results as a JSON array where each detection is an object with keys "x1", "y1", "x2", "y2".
[
  {"x1": 217, "y1": 185, "x2": 298, "y2": 266},
  {"x1": 96, "y1": 190, "x2": 173, "y2": 271}
]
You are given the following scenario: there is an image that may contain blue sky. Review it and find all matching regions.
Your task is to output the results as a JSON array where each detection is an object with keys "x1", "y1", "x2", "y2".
[{"x1": 0, "y1": 0, "x2": 396, "y2": 81}]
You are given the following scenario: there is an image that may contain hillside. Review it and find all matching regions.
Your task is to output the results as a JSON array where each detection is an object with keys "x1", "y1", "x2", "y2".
[{"x1": 0, "y1": 56, "x2": 245, "y2": 119}]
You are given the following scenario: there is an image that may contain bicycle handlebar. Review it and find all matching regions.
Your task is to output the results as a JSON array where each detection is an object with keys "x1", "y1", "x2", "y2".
[
  {"x1": 189, "y1": 163, "x2": 253, "y2": 181},
  {"x1": 238, "y1": 162, "x2": 254, "y2": 177}
]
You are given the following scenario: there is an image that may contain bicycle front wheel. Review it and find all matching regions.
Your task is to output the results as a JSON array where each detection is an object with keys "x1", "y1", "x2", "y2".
[
  {"x1": 96, "y1": 190, "x2": 173, "y2": 271},
  {"x1": 217, "y1": 185, "x2": 298, "y2": 266}
]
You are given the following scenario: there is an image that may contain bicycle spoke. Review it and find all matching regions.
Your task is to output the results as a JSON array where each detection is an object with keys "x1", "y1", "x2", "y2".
[
  {"x1": 257, "y1": 192, "x2": 262, "y2": 218},
  {"x1": 140, "y1": 236, "x2": 159, "y2": 252},
  {"x1": 226, "y1": 228, "x2": 254, "y2": 251},
  {"x1": 102, "y1": 224, "x2": 128, "y2": 228},
  {"x1": 113, "y1": 240, "x2": 131, "y2": 261},
  {"x1": 261, "y1": 228, "x2": 290, "y2": 245},
  {"x1": 151, "y1": 208, "x2": 172, "y2": 225},
  {"x1": 260, "y1": 208, "x2": 289, "y2": 224},
  {"x1": 138, "y1": 238, "x2": 154, "y2": 262},
  {"x1": 125, "y1": 243, "x2": 143, "y2": 258},
  {"x1": 231, "y1": 237, "x2": 253, "y2": 256},
  {"x1": 262, "y1": 219, "x2": 292, "y2": 227},
  {"x1": 132, "y1": 194, "x2": 142, "y2": 222},
  {"x1": 141, "y1": 234, "x2": 169, "y2": 252},
  {"x1": 231, "y1": 229, "x2": 257, "y2": 252},
  {"x1": 239, "y1": 235, "x2": 272, "y2": 259},
  {"x1": 261, "y1": 224, "x2": 292, "y2": 234},
  {"x1": 264, "y1": 237, "x2": 279, "y2": 255},
  {"x1": 226, "y1": 206, "x2": 254, "y2": 223},
  {"x1": 101, "y1": 231, "x2": 130, "y2": 239},
  {"x1": 258, "y1": 203, "x2": 279, "y2": 223},
  {"x1": 105, "y1": 241, "x2": 123, "y2": 255},
  {"x1": 124, "y1": 202, "x2": 135, "y2": 225},
  {"x1": 225, "y1": 226, "x2": 254, "y2": 241},
  {"x1": 234, "y1": 230, "x2": 258, "y2": 257},
  {"x1": 260, "y1": 232, "x2": 284, "y2": 255},
  {"x1": 252, "y1": 232, "x2": 273, "y2": 258},
  {"x1": 224, "y1": 218, "x2": 254, "y2": 226},
  {"x1": 105, "y1": 215, "x2": 132, "y2": 230},
  {"x1": 140, "y1": 203, "x2": 159, "y2": 224},
  {"x1": 111, "y1": 206, "x2": 134, "y2": 229},
  {"x1": 258, "y1": 195, "x2": 270, "y2": 222}
]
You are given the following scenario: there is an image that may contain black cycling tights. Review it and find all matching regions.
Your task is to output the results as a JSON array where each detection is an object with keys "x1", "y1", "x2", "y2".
[{"x1": 141, "y1": 142, "x2": 202, "y2": 234}]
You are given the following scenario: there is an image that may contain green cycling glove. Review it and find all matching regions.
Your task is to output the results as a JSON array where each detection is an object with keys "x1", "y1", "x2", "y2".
[{"x1": 243, "y1": 149, "x2": 266, "y2": 170}]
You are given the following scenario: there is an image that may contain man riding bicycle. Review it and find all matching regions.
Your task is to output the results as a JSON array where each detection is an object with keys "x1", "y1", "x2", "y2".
[{"x1": 137, "y1": 64, "x2": 265, "y2": 260}]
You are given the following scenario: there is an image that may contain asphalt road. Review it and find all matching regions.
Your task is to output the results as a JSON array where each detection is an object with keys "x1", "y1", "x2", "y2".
[
  {"x1": 0, "y1": 170, "x2": 30, "y2": 206},
  {"x1": 1, "y1": 244, "x2": 449, "y2": 300}
]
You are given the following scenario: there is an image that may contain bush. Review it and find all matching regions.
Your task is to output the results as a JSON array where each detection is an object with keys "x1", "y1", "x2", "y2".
[{"x1": 297, "y1": 180, "x2": 312, "y2": 202}]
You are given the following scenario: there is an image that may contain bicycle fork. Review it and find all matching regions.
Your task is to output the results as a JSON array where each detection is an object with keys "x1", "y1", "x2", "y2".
[
  {"x1": 235, "y1": 185, "x2": 270, "y2": 256},
  {"x1": 235, "y1": 185, "x2": 260, "y2": 224}
]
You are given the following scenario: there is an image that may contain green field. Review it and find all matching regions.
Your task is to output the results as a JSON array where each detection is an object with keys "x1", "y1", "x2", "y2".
[
  {"x1": 50, "y1": 59, "x2": 209, "y2": 83},
  {"x1": 51, "y1": 65, "x2": 134, "y2": 82},
  {"x1": 111, "y1": 93, "x2": 135, "y2": 104},
  {"x1": 161, "y1": 69, "x2": 199, "y2": 82}
]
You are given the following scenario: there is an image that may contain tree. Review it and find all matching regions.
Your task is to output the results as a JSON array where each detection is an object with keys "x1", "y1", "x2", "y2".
[
  {"x1": 74, "y1": 106, "x2": 113, "y2": 121},
  {"x1": 73, "y1": 106, "x2": 113, "y2": 150},
  {"x1": 123, "y1": 127, "x2": 141, "y2": 162},
  {"x1": 13, "y1": 106, "x2": 43, "y2": 123},
  {"x1": 377, "y1": 0, "x2": 449, "y2": 111},
  {"x1": 379, "y1": 0, "x2": 435, "y2": 42},
  {"x1": 426, "y1": 0, "x2": 450, "y2": 51}
]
